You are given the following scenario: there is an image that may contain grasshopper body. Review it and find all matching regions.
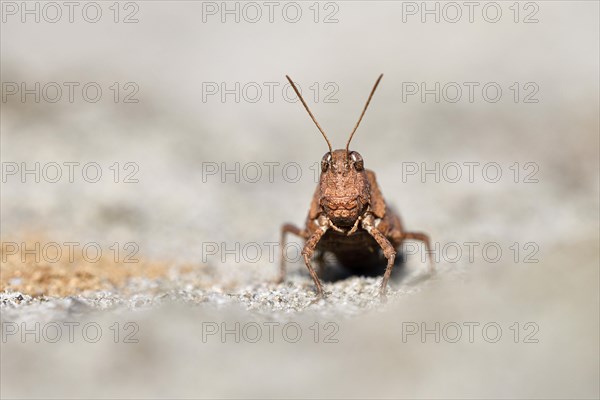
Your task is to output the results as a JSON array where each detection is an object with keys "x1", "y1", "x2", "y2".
[{"x1": 280, "y1": 75, "x2": 432, "y2": 298}]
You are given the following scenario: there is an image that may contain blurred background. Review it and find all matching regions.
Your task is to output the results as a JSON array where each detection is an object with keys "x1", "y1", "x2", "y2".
[{"x1": 1, "y1": 1, "x2": 599, "y2": 399}]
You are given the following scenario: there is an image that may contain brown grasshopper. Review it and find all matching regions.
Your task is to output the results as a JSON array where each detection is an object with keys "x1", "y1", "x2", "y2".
[{"x1": 279, "y1": 74, "x2": 433, "y2": 299}]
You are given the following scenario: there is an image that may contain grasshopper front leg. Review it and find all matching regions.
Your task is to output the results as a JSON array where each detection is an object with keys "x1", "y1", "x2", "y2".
[
  {"x1": 361, "y1": 213, "x2": 396, "y2": 299},
  {"x1": 302, "y1": 216, "x2": 330, "y2": 297}
]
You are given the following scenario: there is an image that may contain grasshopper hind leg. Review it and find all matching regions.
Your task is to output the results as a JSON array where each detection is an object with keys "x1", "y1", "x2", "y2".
[{"x1": 278, "y1": 223, "x2": 308, "y2": 284}]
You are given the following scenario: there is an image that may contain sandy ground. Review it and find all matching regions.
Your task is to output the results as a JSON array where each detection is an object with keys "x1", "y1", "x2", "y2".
[{"x1": 1, "y1": 2, "x2": 599, "y2": 399}]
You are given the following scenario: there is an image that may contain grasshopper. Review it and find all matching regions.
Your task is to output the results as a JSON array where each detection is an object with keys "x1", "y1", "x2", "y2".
[{"x1": 279, "y1": 74, "x2": 433, "y2": 299}]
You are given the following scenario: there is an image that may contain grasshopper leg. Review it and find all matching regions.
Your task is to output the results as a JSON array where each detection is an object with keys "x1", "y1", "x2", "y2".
[
  {"x1": 278, "y1": 223, "x2": 308, "y2": 283},
  {"x1": 361, "y1": 214, "x2": 396, "y2": 299},
  {"x1": 390, "y1": 230, "x2": 434, "y2": 273},
  {"x1": 301, "y1": 220, "x2": 329, "y2": 297}
]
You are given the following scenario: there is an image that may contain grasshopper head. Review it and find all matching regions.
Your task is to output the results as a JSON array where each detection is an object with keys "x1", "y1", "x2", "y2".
[
  {"x1": 285, "y1": 74, "x2": 383, "y2": 227},
  {"x1": 319, "y1": 149, "x2": 370, "y2": 227}
]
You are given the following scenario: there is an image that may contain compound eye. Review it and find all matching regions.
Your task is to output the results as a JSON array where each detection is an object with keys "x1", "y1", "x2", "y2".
[
  {"x1": 321, "y1": 152, "x2": 332, "y2": 172},
  {"x1": 350, "y1": 151, "x2": 364, "y2": 171}
]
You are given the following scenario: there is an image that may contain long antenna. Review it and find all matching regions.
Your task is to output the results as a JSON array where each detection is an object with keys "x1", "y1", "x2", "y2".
[
  {"x1": 286, "y1": 75, "x2": 332, "y2": 153},
  {"x1": 346, "y1": 74, "x2": 384, "y2": 155}
]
